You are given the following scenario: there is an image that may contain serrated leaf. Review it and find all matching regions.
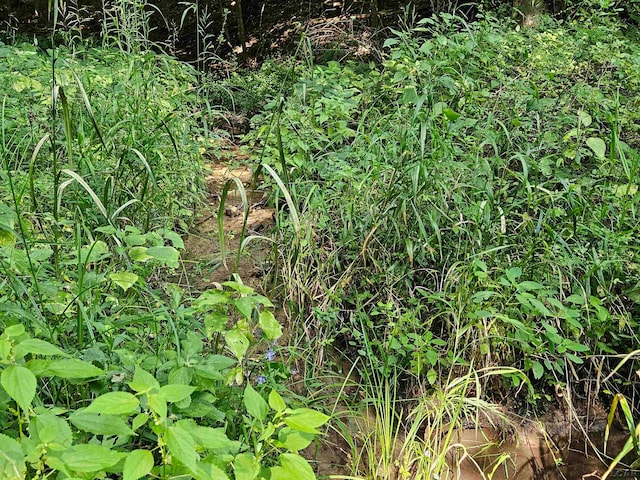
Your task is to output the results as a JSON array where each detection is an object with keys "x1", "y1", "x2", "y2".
[
  {"x1": 244, "y1": 384, "x2": 268, "y2": 422},
  {"x1": 586, "y1": 137, "x2": 606, "y2": 159},
  {"x1": 70, "y1": 411, "x2": 134, "y2": 436},
  {"x1": 109, "y1": 272, "x2": 139, "y2": 292},
  {"x1": 147, "y1": 393, "x2": 167, "y2": 419},
  {"x1": 234, "y1": 453, "x2": 260, "y2": 480},
  {"x1": 33, "y1": 413, "x2": 73, "y2": 447},
  {"x1": 166, "y1": 424, "x2": 197, "y2": 471},
  {"x1": 284, "y1": 408, "x2": 329, "y2": 434},
  {"x1": 177, "y1": 422, "x2": 240, "y2": 454},
  {"x1": 1, "y1": 365, "x2": 36, "y2": 411},
  {"x1": 62, "y1": 444, "x2": 126, "y2": 472},
  {"x1": 258, "y1": 311, "x2": 282, "y2": 341},
  {"x1": 128, "y1": 366, "x2": 160, "y2": 393},
  {"x1": 14, "y1": 339, "x2": 69, "y2": 358},
  {"x1": 45, "y1": 359, "x2": 104, "y2": 378},
  {"x1": 159, "y1": 384, "x2": 196, "y2": 403},
  {"x1": 270, "y1": 453, "x2": 315, "y2": 480},
  {"x1": 0, "y1": 433, "x2": 26, "y2": 480},
  {"x1": 85, "y1": 392, "x2": 139, "y2": 415},
  {"x1": 132, "y1": 413, "x2": 149, "y2": 431},
  {"x1": 193, "y1": 462, "x2": 230, "y2": 480},
  {"x1": 123, "y1": 449, "x2": 154, "y2": 480}
]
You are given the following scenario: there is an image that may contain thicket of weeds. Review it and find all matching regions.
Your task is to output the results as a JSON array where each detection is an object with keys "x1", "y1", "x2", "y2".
[
  {"x1": 0, "y1": 24, "x2": 327, "y2": 480},
  {"x1": 249, "y1": 10, "x2": 640, "y2": 476},
  {"x1": 2, "y1": 0, "x2": 640, "y2": 478}
]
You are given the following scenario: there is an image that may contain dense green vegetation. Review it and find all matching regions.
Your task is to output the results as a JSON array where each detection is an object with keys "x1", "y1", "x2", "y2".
[
  {"x1": 1, "y1": 1, "x2": 640, "y2": 479},
  {"x1": 0, "y1": 43, "x2": 327, "y2": 479},
  {"x1": 253, "y1": 11, "x2": 640, "y2": 398}
]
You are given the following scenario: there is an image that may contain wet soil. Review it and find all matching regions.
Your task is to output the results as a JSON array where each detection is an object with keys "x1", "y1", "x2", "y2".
[{"x1": 181, "y1": 141, "x2": 274, "y2": 290}]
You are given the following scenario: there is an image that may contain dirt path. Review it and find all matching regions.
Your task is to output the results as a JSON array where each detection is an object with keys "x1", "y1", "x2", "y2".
[{"x1": 182, "y1": 142, "x2": 275, "y2": 290}]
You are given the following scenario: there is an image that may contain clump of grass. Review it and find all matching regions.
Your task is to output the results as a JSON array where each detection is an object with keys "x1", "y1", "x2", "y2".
[{"x1": 250, "y1": 11, "x2": 640, "y2": 410}]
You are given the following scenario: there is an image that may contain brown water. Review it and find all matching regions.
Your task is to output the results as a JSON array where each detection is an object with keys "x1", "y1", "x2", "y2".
[{"x1": 450, "y1": 424, "x2": 636, "y2": 480}]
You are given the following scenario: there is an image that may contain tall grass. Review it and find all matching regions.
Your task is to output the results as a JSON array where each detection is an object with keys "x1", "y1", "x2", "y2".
[{"x1": 250, "y1": 11, "x2": 640, "y2": 413}]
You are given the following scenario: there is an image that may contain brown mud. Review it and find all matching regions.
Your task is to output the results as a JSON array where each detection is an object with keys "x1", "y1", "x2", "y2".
[{"x1": 181, "y1": 141, "x2": 274, "y2": 290}]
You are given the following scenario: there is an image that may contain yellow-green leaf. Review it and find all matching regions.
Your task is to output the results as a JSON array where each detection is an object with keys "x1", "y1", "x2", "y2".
[
  {"x1": 109, "y1": 272, "x2": 139, "y2": 291},
  {"x1": 123, "y1": 449, "x2": 154, "y2": 480}
]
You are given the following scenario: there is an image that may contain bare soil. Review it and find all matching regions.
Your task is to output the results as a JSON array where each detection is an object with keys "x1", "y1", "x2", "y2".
[{"x1": 182, "y1": 141, "x2": 275, "y2": 290}]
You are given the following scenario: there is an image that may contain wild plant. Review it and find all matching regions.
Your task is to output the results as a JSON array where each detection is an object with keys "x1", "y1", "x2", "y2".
[{"x1": 249, "y1": 10, "x2": 640, "y2": 409}]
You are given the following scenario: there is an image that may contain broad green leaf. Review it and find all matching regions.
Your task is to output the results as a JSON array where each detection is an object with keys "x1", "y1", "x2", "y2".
[
  {"x1": 132, "y1": 413, "x2": 149, "y2": 431},
  {"x1": 578, "y1": 110, "x2": 592, "y2": 127},
  {"x1": 3, "y1": 324, "x2": 25, "y2": 338},
  {"x1": 0, "y1": 225, "x2": 15, "y2": 247},
  {"x1": 225, "y1": 328, "x2": 249, "y2": 361},
  {"x1": 234, "y1": 453, "x2": 260, "y2": 480},
  {"x1": 269, "y1": 389, "x2": 287, "y2": 413},
  {"x1": 586, "y1": 137, "x2": 606, "y2": 159},
  {"x1": 128, "y1": 366, "x2": 160, "y2": 393},
  {"x1": 177, "y1": 422, "x2": 240, "y2": 454},
  {"x1": 33, "y1": 413, "x2": 73, "y2": 447},
  {"x1": 193, "y1": 462, "x2": 230, "y2": 480},
  {"x1": 15, "y1": 338, "x2": 69, "y2": 358},
  {"x1": 277, "y1": 427, "x2": 314, "y2": 451},
  {"x1": 205, "y1": 311, "x2": 228, "y2": 336},
  {"x1": 158, "y1": 229, "x2": 184, "y2": 249},
  {"x1": 62, "y1": 444, "x2": 126, "y2": 472},
  {"x1": 194, "y1": 290, "x2": 229, "y2": 307},
  {"x1": 166, "y1": 424, "x2": 197, "y2": 472},
  {"x1": 1, "y1": 365, "x2": 36, "y2": 410},
  {"x1": 85, "y1": 392, "x2": 139, "y2": 415},
  {"x1": 234, "y1": 297, "x2": 253, "y2": 319},
  {"x1": 258, "y1": 311, "x2": 282, "y2": 340},
  {"x1": 284, "y1": 408, "x2": 329, "y2": 434},
  {"x1": 146, "y1": 246, "x2": 180, "y2": 268},
  {"x1": 70, "y1": 411, "x2": 134, "y2": 436},
  {"x1": 80, "y1": 241, "x2": 109, "y2": 264},
  {"x1": 442, "y1": 108, "x2": 460, "y2": 120},
  {"x1": 109, "y1": 272, "x2": 139, "y2": 292},
  {"x1": 147, "y1": 393, "x2": 167, "y2": 419},
  {"x1": 129, "y1": 246, "x2": 151, "y2": 262},
  {"x1": 531, "y1": 361, "x2": 544, "y2": 380},
  {"x1": 427, "y1": 368, "x2": 437, "y2": 385},
  {"x1": 0, "y1": 433, "x2": 26, "y2": 480},
  {"x1": 244, "y1": 384, "x2": 268, "y2": 421},
  {"x1": 159, "y1": 384, "x2": 196, "y2": 403},
  {"x1": 270, "y1": 453, "x2": 315, "y2": 480},
  {"x1": 123, "y1": 449, "x2": 154, "y2": 480},
  {"x1": 45, "y1": 359, "x2": 104, "y2": 378}
]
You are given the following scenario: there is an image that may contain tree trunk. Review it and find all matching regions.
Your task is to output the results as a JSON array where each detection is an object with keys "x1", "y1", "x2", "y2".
[
  {"x1": 233, "y1": 0, "x2": 246, "y2": 62},
  {"x1": 513, "y1": 0, "x2": 545, "y2": 26}
]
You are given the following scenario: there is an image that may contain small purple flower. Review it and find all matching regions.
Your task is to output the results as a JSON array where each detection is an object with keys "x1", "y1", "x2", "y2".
[
  {"x1": 265, "y1": 347, "x2": 276, "y2": 361},
  {"x1": 256, "y1": 374, "x2": 267, "y2": 385}
]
